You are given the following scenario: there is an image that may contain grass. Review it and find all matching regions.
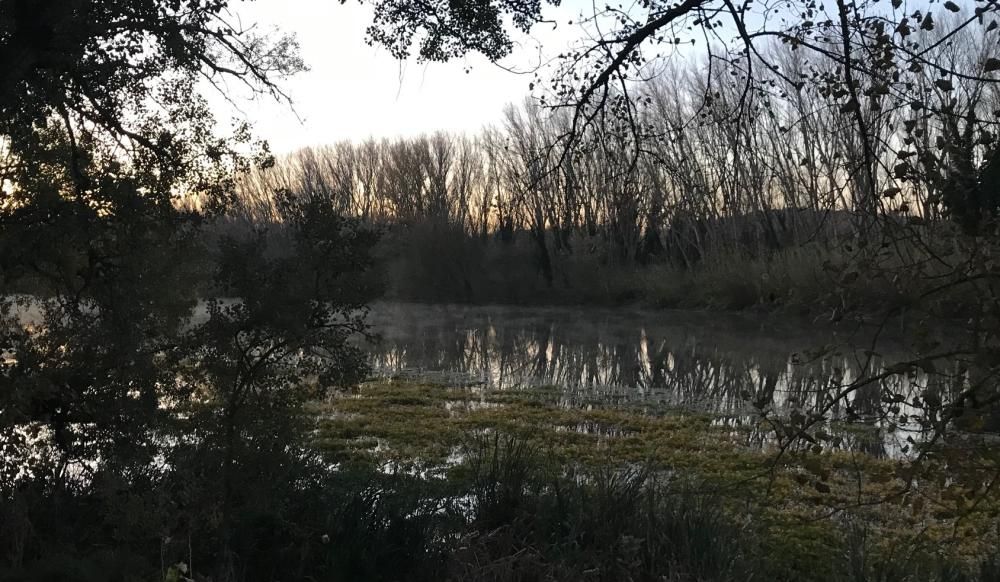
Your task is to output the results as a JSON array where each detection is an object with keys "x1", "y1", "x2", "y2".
[{"x1": 308, "y1": 379, "x2": 1000, "y2": 580}]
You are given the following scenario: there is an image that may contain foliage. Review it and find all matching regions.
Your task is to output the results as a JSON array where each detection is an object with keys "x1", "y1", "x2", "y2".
[
  {"x1": 0, "y1": 2, "x2": 377, "y2": 581},
  {"x1": 360, "y1": 0, "x2": 552, "y2": 62}
]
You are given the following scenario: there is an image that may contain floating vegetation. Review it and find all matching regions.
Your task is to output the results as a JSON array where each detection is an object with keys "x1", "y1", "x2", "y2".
[{"x1": 311, "y1": 379, "x2": 1000, "y2": 575}]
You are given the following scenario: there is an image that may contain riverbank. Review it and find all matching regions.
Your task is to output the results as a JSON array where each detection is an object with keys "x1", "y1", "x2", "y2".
[
  {"x1": 377, "y1": 233, "x2": 978, "y2": 326},
  {"x1": 308, "y1": 379, "x2": 1000, "y2": 581},
  {"x1": 380, "y1": 237, "x2": 847, "y2": 312}
]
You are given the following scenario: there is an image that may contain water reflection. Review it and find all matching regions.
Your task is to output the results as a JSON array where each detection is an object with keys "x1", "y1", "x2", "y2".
[{"x1": 365, "y1": 303, "x2": 971, "y2": 458}]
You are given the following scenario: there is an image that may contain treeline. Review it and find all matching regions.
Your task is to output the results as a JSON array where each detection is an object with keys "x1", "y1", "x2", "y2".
[{"x1": 229, "y1": 22, "x2": 1000, "y2": 308}]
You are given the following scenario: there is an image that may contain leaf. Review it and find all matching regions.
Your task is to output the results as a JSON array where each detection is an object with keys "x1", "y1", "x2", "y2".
[
  {"x1": 935, "y1": 78, "x2": 953, "y2": 91},
  {"x1": 892, "y1": 0, "x2": 902, "y2": 8},
  {"x1": 943, "y1": 1, "x2": 960, "y2": 12},
  {"x1": 985, "y1": 58, "x2": 1000, "y2": 73},
  {"x1": 920, "y1": 12, "x2": 935, "y2": 31}
]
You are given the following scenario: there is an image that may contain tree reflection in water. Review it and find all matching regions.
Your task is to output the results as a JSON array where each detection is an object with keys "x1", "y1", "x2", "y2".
[{"x1": 365, "y1": 303, "x2": 972, "y2": 459}]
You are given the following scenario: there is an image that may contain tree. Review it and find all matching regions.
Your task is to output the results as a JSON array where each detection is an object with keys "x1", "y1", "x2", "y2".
[
  {"x1": 358, "y1": 0, "x2": 1000, "y2": 536},
  {"x1": 0, "y1": 2, "x2": 381, "y2": 580},
  {"x1": 0, "y1": 0, "x2": 303, "y2": 201}
]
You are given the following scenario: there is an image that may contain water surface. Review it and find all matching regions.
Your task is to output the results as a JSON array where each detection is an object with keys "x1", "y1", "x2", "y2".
[{"x1": 365, "y1": 303, "x2": 966, "y2": 457}]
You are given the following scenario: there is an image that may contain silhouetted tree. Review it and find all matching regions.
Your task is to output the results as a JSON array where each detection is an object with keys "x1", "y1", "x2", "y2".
[{"x1": 0, "y1": 2, "x2": 383, "y2": 581}]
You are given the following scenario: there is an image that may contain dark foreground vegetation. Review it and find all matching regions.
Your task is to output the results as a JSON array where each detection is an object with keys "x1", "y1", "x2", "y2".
[
  {"x1": 16, "y1": 428, "x2": 1000, "y2": 582},
  {"x1": 313, "y1": 379, "x2": 1000, "y2": 581},
  {"x1": 16, "y1": 425, "x2": 1000, "y2": 582},
  {"x1": 5, "y1": 0, "x2": 1000, "y2": 581}
]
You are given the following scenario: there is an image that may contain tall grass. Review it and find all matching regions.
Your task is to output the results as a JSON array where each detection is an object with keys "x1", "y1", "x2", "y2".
[{"x1": 448, "y1": 432, "x2": 753, "y2": 582}]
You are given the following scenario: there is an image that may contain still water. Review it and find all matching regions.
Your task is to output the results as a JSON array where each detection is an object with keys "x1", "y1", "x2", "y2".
[{"x1": 364, "y1": 303, "x2": 967, "y2": 457}]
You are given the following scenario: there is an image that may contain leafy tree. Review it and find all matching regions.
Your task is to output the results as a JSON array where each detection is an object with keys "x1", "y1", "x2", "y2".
[{"x1": 0, "y1": 2, "x2": 381, "y2": 580}]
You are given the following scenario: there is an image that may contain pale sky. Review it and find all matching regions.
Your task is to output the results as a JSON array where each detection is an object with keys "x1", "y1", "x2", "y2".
[{"x1": 220, "y1": 0, "x2": 591, "y2": 154}]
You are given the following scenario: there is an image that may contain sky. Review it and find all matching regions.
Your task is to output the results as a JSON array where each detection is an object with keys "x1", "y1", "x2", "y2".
[{"x1": 219, "y1": 0, "x2": 590, "y2": 154}]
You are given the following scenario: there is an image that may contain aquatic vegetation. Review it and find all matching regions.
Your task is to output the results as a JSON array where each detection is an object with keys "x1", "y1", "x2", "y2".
[{"x1": 311, "y1": 379, "x2": 1000, "y2": 579}]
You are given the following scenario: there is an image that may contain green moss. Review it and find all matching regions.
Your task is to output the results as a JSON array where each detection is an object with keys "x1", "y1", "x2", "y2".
[{"x1": 309, "y1": 379, "x2": 1000, "y2": 574}]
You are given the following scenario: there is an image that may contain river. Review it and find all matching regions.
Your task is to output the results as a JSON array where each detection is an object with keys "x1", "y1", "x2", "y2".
[{"x1": 364, "y1": 302, "x2": 970, "y2": 458}]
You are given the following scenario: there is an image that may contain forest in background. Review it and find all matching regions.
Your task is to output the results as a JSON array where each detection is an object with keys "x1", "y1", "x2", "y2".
[{"x1": 227, "y1": 20, "x2": 1000, "y2": 314}]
